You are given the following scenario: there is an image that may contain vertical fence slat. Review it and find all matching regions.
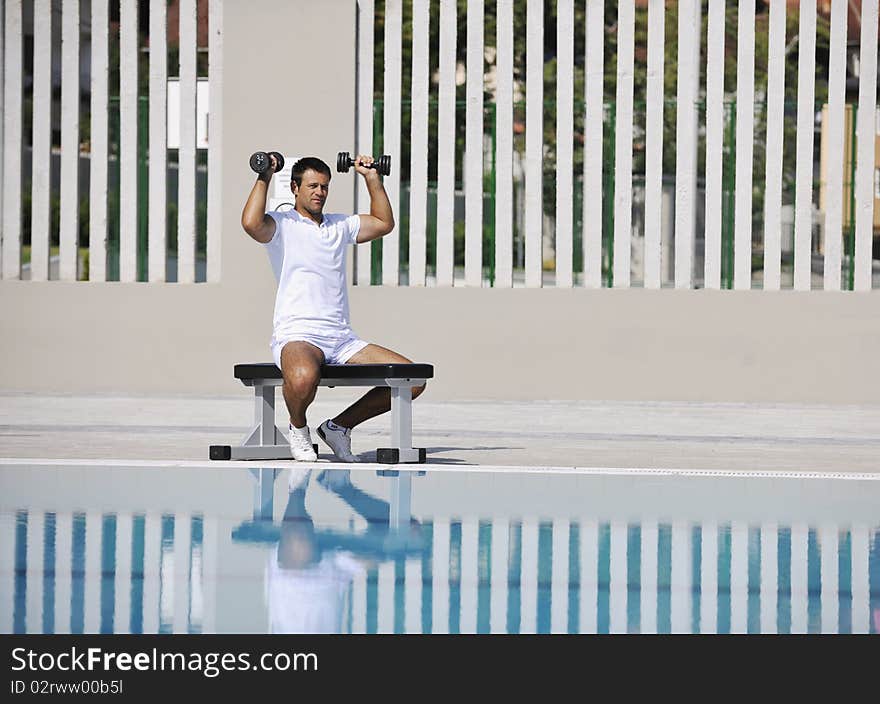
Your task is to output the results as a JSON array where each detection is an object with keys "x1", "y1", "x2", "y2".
[
  {"x1": 113, "y1": 513, "x2": 132, "y2": 633},
  {"x1": 644, "y1": 0, "x2": 665, "y2": 289},
  {"x1": 141, "y1": 513, "x2": 160, "y2": 633},
  {"x1": 460, "y1": 519, "x2": 478, "y2": 633},
  {"x1": 555, "y1": 0, "x2": 574, "y2": 288},
  {"x1": 59, "y1": 0, "x2": 80, "y2": 281},
  {"x1": 495, "y1": 1, "x2": 514, "y2": 288},
  {"x1": 793, "y1": 1, "x2": 817, "y2": 291},
  {"x1": 583, "y1": 0, "x2": 604, "y2": 288},
  {"x1": 759, "y1": 522, "x2": 778, "y2": 633},
  {"x1": 464, "y1": 0, "x2": 484, "y2": 287},
  {"x1": 431, "y1": 519, "x2": 450, "y2": 633},
  {"x1": 762, "y1": 0, "x2": 785, "y2": 291},
  {"x1": 404, "y1": 557, "x2": 422, "y2": 633},
  {"x1": 178, "y1": 0, "x2": 198, "y2": 284},
  {"x1": 382, "y1": 0, "x2": 402, "y2": 286},
  {"x1": 206, "y1": 0, "x2": 222, "y2": 283},
  {"x1": 519, "y1": 519, "x2": 538, "y2": 633},
  {"x1": 83, "y1": 512, "x2": 101, "y2": 632},
  {"x1": 0, "y1": 0, "x2": 4, "y2": 277},
  {"x1": 550, "y1": 519, "x2": 569, "y2": 632},
  {"x1": 854, "y1": 0, "x2": 879, "y2": 291},
  {"x1": 670, "y1": 521, "x2": 691, "y2": 633},
  {"x1": 54, "y1": 513, "x2": 72, "y2": 633},
  {"x1": 171, "y1": 513, "x2": 190, "y2": 632},
  {"x1": 376, "y1": 561, "x2": 394, "y2": 633},
  {"x1": 436, "y1": 0, "x2": 456, "y2": 286},
  {"x1": 489, "y1": 518, "x2": 509, "y2": 632},
  {"x1": 674, "y1": 0, "x2": 700, "y2": 289},
  {"x1": 699, "y1": 521, "x2": 718, "y2": 633},
  {"x1": 850, "y1": 525, "x2": 870, "y2": 633},
  {"x1": 823, "y1": 0, "x2": 848, "y2": 291},
  {"x1": 89, "y1": 0, "x2": 109, "y2": 282},
  {"x1": 640, "y1": 521, "x2": 658, "y2": 634},
  {"x1": 25, "y1": 513, "x2": 44, "y2": 633},
  {"x1": 0, "y1": 513, "x2": 15, "y2": 632},
  {"x1": 524, "y1": 0, "x2": 543, "y2": 288},
  {"x1": 579, "y1": 520, "x2": 598, "y2": 633},
  {"x1": 30, "y1": 0, "x2": 52, "y2": 281},
  {"x1": 608, "y1": 520, "x2": 627, "y2": 633},
  {"x1": 355, "y1": 0, "x2": 374, "y2": 286},
  {"x1": 408, "y1": 0, "x2": 429, "y2": 287},
  {"x1": 789, "y1": 523, "x2": 808, "y2": 633},
  {"x1": 149, "y1": 0, "x2": 167, "y2": 282},
  {"x1": 819, "y1": 524, "x2": 838, "y2": 632},
  {"x1": 729, "y1": 521, "x2": 748, "y2": 633},
  {"x1": 119, "y1": 0, "x2": 140, "y2": 282},
  {"x1": 613, "y1": 2, "x2": 634, "y2": 288},
  {"x1": 733, "y1": 0, "x2": 755, "y2": 290},
  {"x1": 2, "y1": 0, "x2": 22, "y2": 279},
  {"x1": 704, "y1": 0, "x2": 725, "y2": 290}
]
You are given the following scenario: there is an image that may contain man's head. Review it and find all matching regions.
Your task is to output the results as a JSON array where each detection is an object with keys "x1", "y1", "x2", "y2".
[{"x1": 291, "y1": 157, "x2": 332, "y2": 218}]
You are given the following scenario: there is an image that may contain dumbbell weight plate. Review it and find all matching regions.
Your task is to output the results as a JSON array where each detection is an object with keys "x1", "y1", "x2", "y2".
[
  {"x1": 378, "y1": 154, "x2": 391, "y2": 176},
  {"x1": 336, "y1": 151, "x2": 351, "y2": 173},
  {"x1": 249, "y1": 151, "x2": 269, "y2": 174},
  {"x1": 269, "y1": 152, "x2": 285, "y2": 173}
]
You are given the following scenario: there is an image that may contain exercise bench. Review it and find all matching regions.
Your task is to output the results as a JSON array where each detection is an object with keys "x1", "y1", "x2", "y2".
[{"x1": 209, "y1": 363, "x2": 433, "y2": 463}]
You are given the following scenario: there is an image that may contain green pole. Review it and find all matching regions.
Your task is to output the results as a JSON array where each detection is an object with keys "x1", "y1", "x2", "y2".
[
  {"x1": 604, "y1": 102, "x2": 616, "y2": 288},
  {"x1": 723, "y1": 100, "x2": 736, "y2": 290},
  {"x1": 847, "y1": 103, "x2": 857, "y2": 291},
  {"x1": 137, "y1": 96, "x2": 149, "y2": 282},
  {"x1": 488, "y1": 102, "x2": 496, "y2": 287}
]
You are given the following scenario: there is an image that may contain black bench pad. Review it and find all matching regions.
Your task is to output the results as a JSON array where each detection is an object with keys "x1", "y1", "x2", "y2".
[{"x1": 234, "y1": 362, "x2": 434, "y2": 382}]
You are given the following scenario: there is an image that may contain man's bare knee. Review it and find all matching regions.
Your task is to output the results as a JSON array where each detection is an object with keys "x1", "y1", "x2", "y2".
[{"x1": 284, "y1": 365, "x2": 320, "y2": 398}]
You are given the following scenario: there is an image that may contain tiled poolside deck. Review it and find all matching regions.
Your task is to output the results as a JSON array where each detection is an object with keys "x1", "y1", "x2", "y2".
[{"x1": 1, "y1": 391, "x2": 878, "y2": 475}]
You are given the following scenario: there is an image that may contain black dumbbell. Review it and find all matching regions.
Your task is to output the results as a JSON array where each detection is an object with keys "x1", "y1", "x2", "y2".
[
  {"x1": 249, "y1": 151, "x2": 285, "y2": 175},
  {"x1": 336, "y1": 152, "x2": 392, "y2": 176}
]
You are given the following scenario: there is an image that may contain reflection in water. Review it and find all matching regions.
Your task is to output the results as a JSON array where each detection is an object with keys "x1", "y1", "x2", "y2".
[
  {"x1": 1, "y1": 470, "x2": 879, "y2": 634},
  {"x1": 233, "y1": 469, "x2": 425, "y2": 633}
]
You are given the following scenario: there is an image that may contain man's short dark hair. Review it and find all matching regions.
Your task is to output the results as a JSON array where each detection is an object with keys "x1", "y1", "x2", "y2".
[{"x1": 291, "y1": 157, "x2": 332, "y2": 187}]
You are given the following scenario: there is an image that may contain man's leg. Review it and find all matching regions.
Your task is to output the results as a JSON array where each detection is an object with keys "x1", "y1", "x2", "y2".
[
  {"x1": 332, "y1": 344, "x2": 427, "y2": 429},
  {"x1": 280, "y1": 341, "x2": 325, "y2": 428}
]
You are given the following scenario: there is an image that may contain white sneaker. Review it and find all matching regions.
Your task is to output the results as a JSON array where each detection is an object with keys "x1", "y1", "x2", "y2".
[
  {"x1": 317, "y1": 420, "x2": 361, "y2": 463},
  {"x1": 288, "y1": 424, "x2": 317, "y2": 462},
  {"x1": 287, "y1": 467, "x2": 312, "y2": 492}
]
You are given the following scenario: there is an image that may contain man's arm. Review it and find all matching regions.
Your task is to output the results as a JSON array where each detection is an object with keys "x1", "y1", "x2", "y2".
[
  {"x1": 241, "y1": 155, "x2": 279, "y2": 244},
  {"x1": 354, "y1": 155, "x2": 395, "y2": 243}
]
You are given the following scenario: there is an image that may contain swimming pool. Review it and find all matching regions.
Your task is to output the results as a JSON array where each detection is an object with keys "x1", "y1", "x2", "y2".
[{"x1": 1, "y1": 462, "x2": 878, "y2": 634}]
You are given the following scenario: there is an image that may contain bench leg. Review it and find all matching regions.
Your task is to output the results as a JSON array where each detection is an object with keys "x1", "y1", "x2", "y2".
[
  {"x1": 210, "y1": 383, "x2": 314, "y2": 460},
  {"x1": 376, "y1": 383, "x2": 426, "y2": 464},
  {"x1": 250, "y1": 467, "x2": 278, "y2": 520}
]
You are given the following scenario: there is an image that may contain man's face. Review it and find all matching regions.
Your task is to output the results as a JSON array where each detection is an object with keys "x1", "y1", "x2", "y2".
[{"x1": 292, "y1": 169, "x2": 330, "y2": 217}]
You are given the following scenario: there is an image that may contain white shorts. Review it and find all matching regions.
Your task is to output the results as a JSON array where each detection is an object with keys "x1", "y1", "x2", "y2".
[{"x1": 271, "y1": 330, "x2": 369, "y2": 369}]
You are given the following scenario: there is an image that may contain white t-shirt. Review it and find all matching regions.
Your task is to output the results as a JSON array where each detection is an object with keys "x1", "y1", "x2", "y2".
[
  {"x1": 266, "y1": 550, "x2": 366, "y2": 634},
  {"x1": 265, "y1": 209, "x2": 361, "y2": 341}
]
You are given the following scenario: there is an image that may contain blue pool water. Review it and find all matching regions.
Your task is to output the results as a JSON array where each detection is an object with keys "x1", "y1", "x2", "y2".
[{"x1": 1, "y1": 463, "x2": 878, "y2": 634}]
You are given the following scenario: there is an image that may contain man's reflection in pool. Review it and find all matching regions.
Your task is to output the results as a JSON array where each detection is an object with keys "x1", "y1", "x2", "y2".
[{"x1": 234, "y1": 468, "x2": 424, "y2": 633}]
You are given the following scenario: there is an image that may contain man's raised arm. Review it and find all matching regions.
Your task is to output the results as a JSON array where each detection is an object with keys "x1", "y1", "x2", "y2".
[
  {"x1": 354, "y1": 155, "x2": 395, "y2": 243},
  {"x1": 241, "y1": 154, "x2": 279, "y2": 244}
]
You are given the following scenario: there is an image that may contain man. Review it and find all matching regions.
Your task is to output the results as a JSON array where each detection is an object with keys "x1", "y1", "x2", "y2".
[{"x1": 241, "y1": 153, "x2": 425, "y2": 462}]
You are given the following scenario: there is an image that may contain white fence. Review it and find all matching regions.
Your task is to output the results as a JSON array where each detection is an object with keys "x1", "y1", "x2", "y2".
[
  {"x1": 0, "y1": 0, "x2": 222, "y2": 283},
  {"x1": 2, "y1": 1, "x2": 878, "y2": 290},
  {"x1": 354, "y1": 0, "x2": 880, "y2": 290},
  {"x1": 3, "y1": 509, "x2": 877, "y2": 634}
]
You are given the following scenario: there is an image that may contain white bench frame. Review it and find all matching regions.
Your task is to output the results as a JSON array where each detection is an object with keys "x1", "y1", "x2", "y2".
[{"x1": 210, "y1": 371, "x2": 429, "y2": 463}]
